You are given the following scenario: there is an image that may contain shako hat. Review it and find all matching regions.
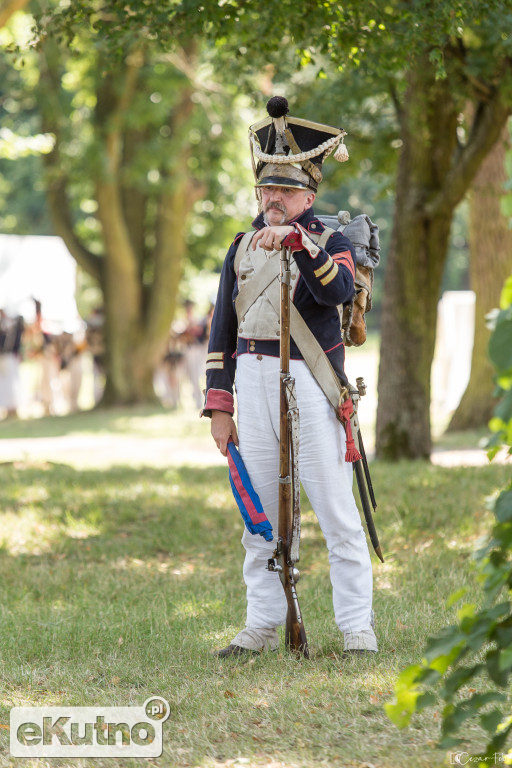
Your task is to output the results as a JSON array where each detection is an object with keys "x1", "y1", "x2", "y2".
[{"x1": 249, "y1": 96, "x2": 348, "y2": 192}]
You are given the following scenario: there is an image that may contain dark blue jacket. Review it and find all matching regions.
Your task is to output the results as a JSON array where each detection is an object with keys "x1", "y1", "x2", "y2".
[{"x1": 203, "y1": 206, "x2": 356, "y2": 415}]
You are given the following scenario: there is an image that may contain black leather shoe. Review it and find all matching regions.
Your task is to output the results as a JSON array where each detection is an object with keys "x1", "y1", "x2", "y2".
[{"x1": 213, "y1": 644, "x2": 260, "y2": 658}]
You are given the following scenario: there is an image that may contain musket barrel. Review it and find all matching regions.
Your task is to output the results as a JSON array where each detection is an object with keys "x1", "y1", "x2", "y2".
[
  {"x1": 279, "y1": 247, "x2": 291, "y2": 374},
  {"x1": 275, "y1": 245, "x2": 309, "y2": 657}
]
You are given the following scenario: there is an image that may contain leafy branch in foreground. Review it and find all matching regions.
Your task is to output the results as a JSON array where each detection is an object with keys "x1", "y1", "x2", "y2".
[{"x1": 386, "y1": 274, "x2": 512, "y2": 760}]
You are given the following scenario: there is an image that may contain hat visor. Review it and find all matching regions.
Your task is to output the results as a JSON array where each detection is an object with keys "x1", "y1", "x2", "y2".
[{"x1": 255, "y1": 175, "x2": 310, "y2": 190}]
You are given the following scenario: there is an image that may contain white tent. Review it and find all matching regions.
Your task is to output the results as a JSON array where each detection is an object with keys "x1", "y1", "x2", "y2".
[{"x1": 0, "y1": 234, "x2": 80, "y2": 332}]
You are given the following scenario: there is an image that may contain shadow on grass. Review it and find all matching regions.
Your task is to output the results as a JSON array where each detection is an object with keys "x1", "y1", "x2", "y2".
[
  {"x1": 1, "y1": 458, "x2": 508, "y2": 586},
  {"x1": 0, "y1": 462, "x2": 235, "y2": 556}
]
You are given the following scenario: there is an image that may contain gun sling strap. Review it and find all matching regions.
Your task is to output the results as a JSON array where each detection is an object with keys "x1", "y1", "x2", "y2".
[{"x1": 234, "y1": 230, "x2": 361, "y2": 462}]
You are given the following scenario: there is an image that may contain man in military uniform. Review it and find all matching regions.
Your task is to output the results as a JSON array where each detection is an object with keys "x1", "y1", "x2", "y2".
[{"x1": 203, "y1": 97, "x2": 376, "y2": 657}]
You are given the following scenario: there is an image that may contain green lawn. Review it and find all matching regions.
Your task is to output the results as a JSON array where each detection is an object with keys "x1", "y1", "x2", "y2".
[{"x1": 0, "y1": 407, "x2": 510, "y2": 767}]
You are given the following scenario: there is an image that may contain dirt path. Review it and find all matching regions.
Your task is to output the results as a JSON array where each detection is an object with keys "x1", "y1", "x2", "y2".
[{"x1": 0, "y1": 431, "x2": 507, "y2": 469}]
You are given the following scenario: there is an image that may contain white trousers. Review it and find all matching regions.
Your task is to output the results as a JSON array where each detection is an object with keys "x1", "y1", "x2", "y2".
[{"x1": 236, "y1": 354, "x2": 374, "y2": 634}]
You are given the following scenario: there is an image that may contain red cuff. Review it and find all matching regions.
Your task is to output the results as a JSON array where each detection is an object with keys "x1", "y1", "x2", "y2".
[
  {"x1": 294, "y1": 223, "x2": 321, "y2": 258},
  {"x1": 204, "y1": 388, "x2": 234, "y2": 414},
  {"x1": 282, "y1": 229, "x2": 303, "y2": 252}
]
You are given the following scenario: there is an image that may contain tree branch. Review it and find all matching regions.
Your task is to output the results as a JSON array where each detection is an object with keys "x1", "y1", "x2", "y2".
[
  {"x1": 38, "y1": 40, "x2": 102, "y2": 282},
  {"x1": 44, "y1": 168, "x2": 103, "y2": 282},
  {"x1": 94, "y1": 47, "x2": 145, "y2": 291},
  {"x1": 145, "y1": 44, "x2": 199, "y2": 344},
  {"x1": 95, "y1": 46, "x2": 143, "y2": 176},
  {"x1": 449, "y1": 38, "x2": 494, "y2": 100},
  {"x1": 121, "y1": 126, "x2": 149, "y2": 276},
  {"x1": 425, "y1": 75, "x2": 512, "y2": 218},
  {"x1": 388, "y1": 81, "x2": 404, "y2": 128},
  {"x1": 0, "y1": 0, "x2": 28, "y2": 27}
]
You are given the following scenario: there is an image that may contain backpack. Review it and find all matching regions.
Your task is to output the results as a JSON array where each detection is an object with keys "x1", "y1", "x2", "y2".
[{"x1": 318, "y1": 211, "x2": 380, "y2": 346}]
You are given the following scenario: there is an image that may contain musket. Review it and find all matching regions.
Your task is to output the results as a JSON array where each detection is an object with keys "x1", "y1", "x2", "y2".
[
  {"x1": 342, "y1": 378, "x2": 384, "y2": 564},
  {"x1": 267, "y1": 245, "x2": 309, "y2": 658}
]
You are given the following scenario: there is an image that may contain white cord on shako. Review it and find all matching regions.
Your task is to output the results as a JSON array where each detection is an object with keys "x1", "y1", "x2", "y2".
[{"x1": 250, "y1": 132, "x2": 349, "y2": 163}]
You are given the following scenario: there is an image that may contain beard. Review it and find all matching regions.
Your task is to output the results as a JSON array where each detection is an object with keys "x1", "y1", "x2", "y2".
[{"x1": 263, "y1": 201, "x2": 287, "y2": 225}]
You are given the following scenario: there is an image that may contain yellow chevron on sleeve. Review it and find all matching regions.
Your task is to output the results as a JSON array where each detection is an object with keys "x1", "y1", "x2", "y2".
[
  {"x1": 206, "y1": 360, "x2": 224, "y2": 370},
  {"x1": 207, "y1": 352, "x2": 224, "y2": 362},
  {"x1": 313, "y1": 256, "x2": 334, "y2": 278},
  {"x1": 320, "y1": 262, "x2": 339, "y2": 286}
]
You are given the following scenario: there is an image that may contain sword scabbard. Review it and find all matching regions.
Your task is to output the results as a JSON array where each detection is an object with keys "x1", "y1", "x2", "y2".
[{"x1": 346, "y1": 380, "x2": 384, "y2": 563}]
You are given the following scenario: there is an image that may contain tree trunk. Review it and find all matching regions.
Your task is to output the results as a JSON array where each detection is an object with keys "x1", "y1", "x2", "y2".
[
  {"x1": 38, "y1": 42, "x2": 200, "y2": 406},
  {"x1": 376, "y1": 69, "x2": 458, "y2": 459},
  {"x1": 98, "y1": 180, "x2": 153, "y2": 404},
  {"x1": 375, "y1": 63, "x2": 510, "y2": 459},
  {"x1": 447, "y1": 119, "x2": 512, "y2": 431}
]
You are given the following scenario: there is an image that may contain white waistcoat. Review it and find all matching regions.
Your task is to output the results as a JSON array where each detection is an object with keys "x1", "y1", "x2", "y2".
[{"x1": 236, "y1": 240, "x2": 299, "y2": 340}]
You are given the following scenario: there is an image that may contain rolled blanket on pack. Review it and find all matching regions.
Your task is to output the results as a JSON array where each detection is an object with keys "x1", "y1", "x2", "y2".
[
  {"x1": 317, "y1": 212, "x2": 380, "y2": 268},
  {"x1": 339, "y1": 212, "x2": 380, "y2": 268},
  {"x1": 226, "y1": 439, "x2": 273, "y2": 541}
]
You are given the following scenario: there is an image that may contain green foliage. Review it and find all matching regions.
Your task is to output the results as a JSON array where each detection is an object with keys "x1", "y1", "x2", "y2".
[
  {"x1": 34, "y1": 0, "x2": 512, "y2": 88},
  {"x1": 386, "y1": 275, "x2": 512, "y2": 760},
  {"x1": 0, "y1": 153, "x2": 52, "y2": 234},
  {"x1": 0, "y1": 12, "x2": 53, "y2": 233},
  {"x1": 488, "y1": 275, "x2": 512, "y2": 458}
]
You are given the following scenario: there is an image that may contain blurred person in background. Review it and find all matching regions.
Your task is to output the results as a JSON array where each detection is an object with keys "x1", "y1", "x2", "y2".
[
  {"x1": 180, "y1": 299, "x2": 209, "y2": 410},
  {"x1": 57, "y1": 322, "x2": 88, "y2": 412},
  {"x1": 0, "y1": 309, "x2": 24, "y2": 420},
  {"x1": 159, "y1": 330, "x2": 184, "y2": 409},
  {"x1": 157, "y1": 300, "x2": 214, "y2": 410},
  {"x1": 85, "y1": 307, "x2": 105, "y2": 405},
  {"x1": 23, "y1": 299, "x2": 60, "y2": 415}
]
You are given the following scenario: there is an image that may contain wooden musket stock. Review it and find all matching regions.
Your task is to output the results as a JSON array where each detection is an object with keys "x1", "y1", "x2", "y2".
[{"x1": 267, "y1": 245, "x2": 309, "y2": 658}]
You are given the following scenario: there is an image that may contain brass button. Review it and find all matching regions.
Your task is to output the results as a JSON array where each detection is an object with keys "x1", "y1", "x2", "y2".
[
  {"x1": 257, "y1": 354, "x2": 263, "y2": 360},
  {"x1": 311, "y1": 223, "x2": 316, "y2": 229},
  {"x1": 291, "y1": 274, "x2": 296, "y2": 280},
  {"x1": 241, "y1": 274, "x2": 246, "y2": 280}
]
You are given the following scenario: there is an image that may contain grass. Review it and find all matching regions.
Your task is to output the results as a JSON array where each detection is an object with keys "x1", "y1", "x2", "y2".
[{"x1": 0, "y1": 407, "x2": 510, "y2": 767}]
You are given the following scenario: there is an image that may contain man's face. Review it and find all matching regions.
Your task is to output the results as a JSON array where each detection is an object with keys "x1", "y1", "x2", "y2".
[{"x1": 260, "y1": 185, "x2": 315, "y2": 226}]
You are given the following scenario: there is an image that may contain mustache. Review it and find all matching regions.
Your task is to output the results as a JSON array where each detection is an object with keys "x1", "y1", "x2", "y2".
[{"x1": 264, "y1": 202, "x2": 287, "y2": 213}]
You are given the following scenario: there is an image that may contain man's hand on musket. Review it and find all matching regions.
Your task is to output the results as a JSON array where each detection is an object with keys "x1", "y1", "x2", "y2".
[
  {"x1": 211, "y1": 410, "x2": 239, "y2": 456},
  {"x1": 252, "y1": 226, "x2": 294, "y2": 252}
]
